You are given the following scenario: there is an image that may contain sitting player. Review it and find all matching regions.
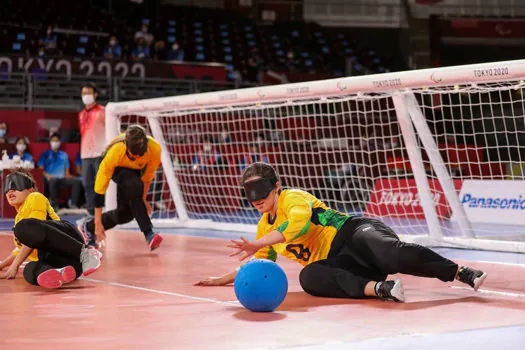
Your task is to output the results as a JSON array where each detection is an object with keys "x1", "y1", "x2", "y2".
[
  {"x1": 196, "y1": 162, "x2": 487, "y2": 302},
  {"x1": 78, "y1": 124, "x2": 163, "y2": 250},
  {"x1": 0, "y1": 169, "x2": 102, "y2": 288}
]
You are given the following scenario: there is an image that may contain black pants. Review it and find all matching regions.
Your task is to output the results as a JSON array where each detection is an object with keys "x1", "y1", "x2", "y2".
[
  {"x1": 44, "y1": 177, "x2": 83, "y2": 208},
  {"x1": 14, "y1": 219, "x2": 84, "y2": 286},
  {"x1": 82, "y1": 157, "x2": 102, "y2": 215},
  {"x1": 299, "y1": 217, "x2": 459, "y2": 298},
  {"x1": 87, "y1": 167, "x2": 153, "y2": 236}
]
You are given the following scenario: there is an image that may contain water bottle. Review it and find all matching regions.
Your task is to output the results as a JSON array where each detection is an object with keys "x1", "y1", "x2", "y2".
[{"x1": 1, "y1": 150, "x2": 9, "y2": 169}]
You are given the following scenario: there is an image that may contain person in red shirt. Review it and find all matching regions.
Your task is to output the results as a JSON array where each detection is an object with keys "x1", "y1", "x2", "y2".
[{"x1": 78, "y1": 83, "x2": 106, "y2": 216}]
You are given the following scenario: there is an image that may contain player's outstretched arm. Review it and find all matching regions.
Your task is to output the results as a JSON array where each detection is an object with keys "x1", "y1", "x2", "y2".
[
  {"x1": 228, "y1": 230, "x2": 285, "y2": 261},
  {"x1": 0, "y1": 253, "x2": 15, "y2": 270},
  {"x1": 194, "y1": 270, "x2": 237, "y2": 286}
]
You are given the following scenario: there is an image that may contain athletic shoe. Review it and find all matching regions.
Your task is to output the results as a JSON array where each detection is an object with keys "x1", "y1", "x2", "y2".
[
  {"x1": 77, "y1": 216, "x2": 97, "y2": 248},
  {"x1": 456, "y1": 266, "x2": 487, "y2": 291},
  {"x1": 37, "y1": 266, "x2": 77, "y2": 289},
  {"x1": 146, "y1": 233, "x2": 163, "y2": 251},
  {"x1": 80, "y1": 246, "x2": 102, "y2": 276},
  {"x1": 376, "y1": 279, "x2": 405, "y2": 302}
]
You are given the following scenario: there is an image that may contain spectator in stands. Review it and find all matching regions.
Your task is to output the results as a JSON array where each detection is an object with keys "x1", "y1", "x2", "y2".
[
  {"x1": 131, "y1": 38, "x2": 150, "y2": 60},
  {"x1": 217, "y1": 127, "x2": 232, "y2": 144},
  {"x1": 10, "y1": 137, "x2": 33, "y2": 163},
  {"x1": 246, "y1": 48, "x2": 263, "y2": 83},
  {"x1": 152, "y1": 40, "x2": 167, "y2": 61},
  {"x1": 37, "y1": 133, "x2": 83, "y2": 210},
  {"x1": 103, "y1": 36, "x2": 122, "y2": 59},
  {"x1": 75, "y1": 152, "x2": 82, "y2": 180},
  {"x1": 167, "y1": 41, "x2": 184, "y2": 61},
  {"x1": 79, "y1": 82, "x2": 106, "y2": 216},
  {"x1": 39, "y1": 25, "x2": 57, "y2": 55},
  {"x1": 37, "y1": 46, "x2": 47, "y2": 58},
  {"x1": 0, "y1": 121, "x2": 9, "y2": 144},
  {"x1": 285, "y1": 50, "x2": 300, "y2": 72},
  {"x1": 239, "y1": 144, "x2": 268, "y2": 171},
  {"x1": 134, "y1": 23, "x2": 154, "y2": 47},
  {"x1": 192, "y1": 136, "x2": 224, "y2": 171}
]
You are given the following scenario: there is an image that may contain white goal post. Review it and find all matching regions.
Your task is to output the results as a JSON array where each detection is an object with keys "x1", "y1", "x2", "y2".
[{"x1": 106, "y1": 59, "x2": 525, "y2": 253}]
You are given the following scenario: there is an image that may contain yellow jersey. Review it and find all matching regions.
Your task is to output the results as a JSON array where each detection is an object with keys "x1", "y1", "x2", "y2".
[
  {"x1": 254, "y1": 189, "x2": 351, "y2": 266},
  {"x1": 94, "y1": 134, "x2": 162, "y2": 195},
  {"x1": 13, "y1": 192, "x2": 60, "y2": 261}
]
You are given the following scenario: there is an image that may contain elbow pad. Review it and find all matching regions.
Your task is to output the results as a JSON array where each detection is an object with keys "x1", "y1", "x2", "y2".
[{"x1": 94, "y1": 193, "x2": 105, "y2": 208}]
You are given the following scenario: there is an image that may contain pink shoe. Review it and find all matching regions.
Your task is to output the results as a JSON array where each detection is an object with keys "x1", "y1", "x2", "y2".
[
  {"x1": 148, "y1": 234, "x2": 163, "y2": 251},
  {"x1": 37, "y1": 266, "x2": 77, "y2": 289}
]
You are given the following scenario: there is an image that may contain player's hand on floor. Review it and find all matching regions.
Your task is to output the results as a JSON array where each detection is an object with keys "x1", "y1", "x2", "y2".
[
  {"x1": 194, "y1": 276, "x2": 229, "y2": 286},
  {"x1": 0, "y1": 265, "x2": 19, "y2": 279},
  {"x1": 95, "y1": 224, "x2": 106, "y2": 247},
  {"x1": 227, "y1": 236, "x2": 258, "y2": 261}
]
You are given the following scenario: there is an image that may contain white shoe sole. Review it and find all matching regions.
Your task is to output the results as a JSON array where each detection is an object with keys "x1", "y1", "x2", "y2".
[
  {"x1": 391, "y1": 278, "x2": 406, "y2": 302},
  {"x1": 473, "y1": 272, "x2": 487, "y2": 291}
]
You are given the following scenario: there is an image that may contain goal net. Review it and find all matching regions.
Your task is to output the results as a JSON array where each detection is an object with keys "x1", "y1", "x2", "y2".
[{"x1": 106, "y1": 60, "x2": 525, "y2": 253}]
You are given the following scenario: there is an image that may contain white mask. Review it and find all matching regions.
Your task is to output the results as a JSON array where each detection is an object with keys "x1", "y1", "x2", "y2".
[
  {"x1": 82, "y1": 94, "x2": 95, "y2": 105},
  {"x1": 16, "y1": 144, "x2": 26, "y2": 152},
  {"x1": 203, "y1": 145, "x2": 212, "y2": 152},
  {"x1": 50, "y1": 141, "x2": 60, "y2": 150}
]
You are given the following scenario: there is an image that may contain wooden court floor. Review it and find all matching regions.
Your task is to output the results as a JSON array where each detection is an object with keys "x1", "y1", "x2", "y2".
[{"x1": 1, "y1": 230, "x2": 525, "y2": 350}]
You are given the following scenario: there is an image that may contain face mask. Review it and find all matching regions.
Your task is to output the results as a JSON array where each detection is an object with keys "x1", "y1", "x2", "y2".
[
  {"x1": 172, "y1": 44, "x2": 179, "y2": 50},
  {"x1": 203, "y1": 145, "x2": 212, "y2": 152},
  {"x1": 16, "y1": 144, "x2": 26, "y2": 152},
  {"x1": 38, "y1": 50, "x2": 45, "y2": 56},
  {"x1": 82, "y1": 94, "x2": 95, "y2": 105},
  {"x1": 0, "y1": 129, "x2": 5, "y2": 137},
  {"x1": 110, "y1": 40, "x2": 117, "y2": 45},
  {"x1": 50, "y1": 141, "x2": 60, "y2": 150}
]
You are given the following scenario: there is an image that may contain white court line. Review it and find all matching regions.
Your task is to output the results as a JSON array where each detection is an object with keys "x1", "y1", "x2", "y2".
[
  {"x1": 81, "y1": 277, "x2": 240, "y2": 306},
  {"x1": 470, "y1": 260, "x2": 525, "y2": 268},
  {"x1": 450, "y1": 286, "x2": 525, "y2": 298}
]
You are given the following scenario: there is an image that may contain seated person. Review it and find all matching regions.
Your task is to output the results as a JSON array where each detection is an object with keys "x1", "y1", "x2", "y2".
[
  {"x1": 10, "y1": 137, "x2": 34, "y2": 163},
  {"x1": 0, "y1": 121, "x2": 15, "y2": 144},
  {"x1": 239, "y1": 144, "x2": 268, "y2": 170},
  {"x1": 75, "y1": 152, "x2": 82, "y2": 180},
  {"x1": 36, "y1": 134, "x2": 83, "y2": 209},
  {"x1": 192, "y1": 136, "x2": 225, "y2": 170}
]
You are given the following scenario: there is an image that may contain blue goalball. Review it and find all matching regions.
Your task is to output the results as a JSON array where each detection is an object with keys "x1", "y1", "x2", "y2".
[{"x1": 234, "y1": 259, "x2": 288, "y2": 312}]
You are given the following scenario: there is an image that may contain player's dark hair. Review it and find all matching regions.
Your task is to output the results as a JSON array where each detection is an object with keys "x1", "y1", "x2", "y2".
[
  {"x1": 241, "y1": 162, "x2": 278, "y2": 185},
  {"x1": 125, "y1": 124, "x2": 148, "y2": 155},
  {"x1": 104, "y1": 124, "x2": 148, "y2": 156},
  {"x1": 81, "y1": 82, "x2": 98, "y2": 94}
]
